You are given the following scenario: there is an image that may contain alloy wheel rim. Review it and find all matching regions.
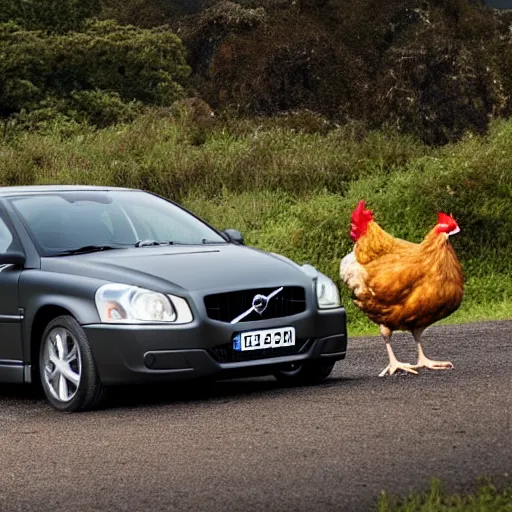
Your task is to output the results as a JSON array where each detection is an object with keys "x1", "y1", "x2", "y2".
[{"x1": 43, "y1": 327, "x2": 82, "y2": 403}]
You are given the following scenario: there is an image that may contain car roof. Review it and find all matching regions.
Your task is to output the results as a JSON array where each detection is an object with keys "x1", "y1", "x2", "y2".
[{"x1": 0, "y1": 185, "x2": 141, "y2": 197}]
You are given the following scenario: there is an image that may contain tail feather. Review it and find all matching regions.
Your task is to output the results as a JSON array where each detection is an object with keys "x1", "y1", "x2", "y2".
[{"x1": 350, "y1": 200, "x2": 374, "y2": 242}]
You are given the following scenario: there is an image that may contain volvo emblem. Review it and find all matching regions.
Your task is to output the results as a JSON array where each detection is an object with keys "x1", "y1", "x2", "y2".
[
  {"x1": 230, "y1": 287, "x2": 283, "y2": 324},
  {"x1": 252, "y1": 294, "x2": 268, "y2": 315}
]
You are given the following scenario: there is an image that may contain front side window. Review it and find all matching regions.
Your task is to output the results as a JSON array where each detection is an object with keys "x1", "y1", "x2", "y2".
[
  {"x1": 0, "y1": 216, "x2": 14, "y2": 253},
  {"x1": 9, "y1": 191, "x2": 226, "y2": 256}
]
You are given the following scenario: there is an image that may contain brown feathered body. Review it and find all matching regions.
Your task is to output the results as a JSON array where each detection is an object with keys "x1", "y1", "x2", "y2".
[{"x1": 340, "y1": 207, "x2": 464, "y2": 332}]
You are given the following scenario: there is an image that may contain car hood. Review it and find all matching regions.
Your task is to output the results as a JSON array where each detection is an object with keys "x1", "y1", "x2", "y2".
[{"x1": 41, "y1": 244, "x2": 313, "y2": 293}]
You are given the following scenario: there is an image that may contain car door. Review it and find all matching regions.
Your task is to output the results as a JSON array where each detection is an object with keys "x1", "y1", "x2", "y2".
[{"x1": 0, "y1": 211, "x2": 23, "y2": 380}]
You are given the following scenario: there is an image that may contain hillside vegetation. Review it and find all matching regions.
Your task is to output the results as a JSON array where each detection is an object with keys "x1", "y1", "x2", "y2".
[
  {"x1": 1, "y1": 0, "x2": 512, "y2": 334},
  {"x1": 1, "y1": 112, "x2": 511, "y2": 334},
  {"x1": 2, "y1": 1, "x2": 512, "y2": 144}
]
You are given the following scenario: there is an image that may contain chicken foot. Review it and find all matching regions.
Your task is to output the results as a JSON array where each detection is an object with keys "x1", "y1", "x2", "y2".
[
  {"x1": 378, "y1": 325, "x2": 418, "y2": 377},
  {"x1": 410, "y1": 329, "x2": 454, "y2": 370}
]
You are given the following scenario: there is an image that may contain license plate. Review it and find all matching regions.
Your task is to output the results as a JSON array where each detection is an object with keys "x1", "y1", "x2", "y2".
[{"x1": 233, "y1": 327, "x2": 295, "y2": 352}]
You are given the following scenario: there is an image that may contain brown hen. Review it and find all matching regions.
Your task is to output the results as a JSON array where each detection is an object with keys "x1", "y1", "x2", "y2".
[{"x1": 339, "y1": 200, "x2": 464, "y2": 377}]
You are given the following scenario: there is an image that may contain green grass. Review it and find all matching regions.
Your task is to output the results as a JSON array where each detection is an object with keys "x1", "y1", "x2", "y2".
[
  {"x1": 378, "y1": 477, "x2": 512, "y2": 512},
  {"x1": 1, "y1": 112, "x2": 511, "y2": 335},
  {"x1": 182, "y1": 189, "x2": 512, "y2": 338}
]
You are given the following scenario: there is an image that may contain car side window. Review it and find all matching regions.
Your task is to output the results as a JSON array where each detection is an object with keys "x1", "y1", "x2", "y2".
[{"x1": 0, "y1": 216, "x2": 14, "y2": 253}]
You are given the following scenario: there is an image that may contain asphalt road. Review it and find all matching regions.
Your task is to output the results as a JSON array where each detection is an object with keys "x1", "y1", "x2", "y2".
[{"x1": 1, "y1": 320, "x2": 511, "y2": 512}]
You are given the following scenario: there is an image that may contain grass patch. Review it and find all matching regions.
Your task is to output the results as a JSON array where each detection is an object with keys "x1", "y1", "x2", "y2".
[
  {"x1": 377, "y1": 477, "x2": 512, "y2": 512},
  {"x1": 1, "y1": 113, "x2": 511, "y2": 335},
  {"x1": 183, "y1": 189, "x2": 512, "y2": 338}
]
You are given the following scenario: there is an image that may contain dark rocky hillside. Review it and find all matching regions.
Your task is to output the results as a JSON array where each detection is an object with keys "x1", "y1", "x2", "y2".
[
  {"x1": 166, "y1": 0, "x2": 512, "y2": 144},
  {"x1": 2, "y1": 0, "x2": 512, "y2": 144}
]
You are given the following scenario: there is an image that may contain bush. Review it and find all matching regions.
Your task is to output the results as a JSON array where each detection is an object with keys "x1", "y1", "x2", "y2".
[
  {"x1": 68, "y1": 90, "x2": 143, "y2": 128},
  {"x1": 0, "y1": 20, "x2": 190, "y2": 129},
  {"x1": 0, "y1": 0, "x2": 100, "y2": 32}
]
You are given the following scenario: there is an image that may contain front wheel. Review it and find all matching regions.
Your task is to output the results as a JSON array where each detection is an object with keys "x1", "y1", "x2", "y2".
[
  {"x1": 39, "y1": 315, "x2": 104, "y2": 413},
  {"x1": 273, "y1": 360, "x2": 336, "y2": 386}
]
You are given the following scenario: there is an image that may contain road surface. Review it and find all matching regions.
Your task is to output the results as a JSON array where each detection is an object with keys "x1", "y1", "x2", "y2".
[{"x1": 1, "y1": 320, "x2": 511, "y2": 511}]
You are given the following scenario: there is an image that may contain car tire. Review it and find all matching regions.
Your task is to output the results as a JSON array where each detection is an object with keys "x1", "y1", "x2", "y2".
[
  {"x1": 39, "y1": 315, "x2": 104, "y2": 413},
  {"x1": 273, "y1": 360, "x2": 336, "y2": 386}
]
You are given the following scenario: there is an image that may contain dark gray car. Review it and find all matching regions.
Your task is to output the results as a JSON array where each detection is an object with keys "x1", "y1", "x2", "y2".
[{"x1": 0, "y1": 186, "x2": 347, "y2": 412}]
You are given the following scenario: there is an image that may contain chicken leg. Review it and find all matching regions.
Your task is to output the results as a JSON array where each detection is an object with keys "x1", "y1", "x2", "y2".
[
  {"x1": 378, "y1": 325, "x2": 418, "y2": 377},
  {"x1": 410, "y1": 328, "x2": 454, "y2": 370}
]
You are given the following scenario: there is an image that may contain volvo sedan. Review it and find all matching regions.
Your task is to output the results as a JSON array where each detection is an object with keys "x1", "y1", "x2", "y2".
[{"x1": 0, "y1": 186, "x2": 348, "y2": 412}]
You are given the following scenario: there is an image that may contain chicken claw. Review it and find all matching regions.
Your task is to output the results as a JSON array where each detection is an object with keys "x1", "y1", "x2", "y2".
[
  {"x1": 413, "y1": 357, "x2": 454, "y2": 370},
  {"x1": 412, "y1": 338, "x2": 454, "y2": 370},
  {"x1": 378, "y1": 362, "x2": 419, "y2": 377}
]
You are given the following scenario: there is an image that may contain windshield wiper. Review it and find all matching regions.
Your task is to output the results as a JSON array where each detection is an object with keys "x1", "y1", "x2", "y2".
[
  {"x1": 135, "y1": 240, "x2": 175, "y2": 247},
  {"x1": 135, "y1": 239, "x2": 221, "y2": 247},
  {"x1": 53, "y1": 245, "x2": 119, "y2": 256}
]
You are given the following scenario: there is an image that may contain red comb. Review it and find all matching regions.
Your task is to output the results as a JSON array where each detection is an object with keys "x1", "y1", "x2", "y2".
[
  {"x1": 350, "y1": 200, "x2": 374, "y2": 241},
  {"x1": 437, "y1": 212, "x2": 452, "y2": 225},
  {"x1": 436, "y1": 211, "x2": 460, "y2": 235}
]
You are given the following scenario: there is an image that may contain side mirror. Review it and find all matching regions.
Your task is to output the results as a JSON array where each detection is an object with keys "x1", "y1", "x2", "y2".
[
  {"x1": 223, "y1": 229, "x2": 244, "y2": 245},
  {"x1": 0, "y1": 250, "x2": 26, "y2": 268}
]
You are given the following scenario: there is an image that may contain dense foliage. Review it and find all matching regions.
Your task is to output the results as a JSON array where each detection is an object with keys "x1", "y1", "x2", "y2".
[
  {"x1": 176, "y1": 0, "x2": 512, "y2": 144},
  {"x1": 0, "y1": 0, "x2": 100, "y2": 32},
  {"x1": 0, "y1": 19, "x2": 190, "y2": 131},
  {"x1": 1, "y1": 1, "x2": 512, "y2": 143}
]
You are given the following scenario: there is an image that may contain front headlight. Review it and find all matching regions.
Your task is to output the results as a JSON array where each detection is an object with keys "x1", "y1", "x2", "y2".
[
  {"x1": 300, "y1": 264, "x2": 341, "y2": 309},
  {"x1": 95, "y1": 284, "x2": 193, "y2": 324},
  {"x1": 315, "y1": 273, "x2": 341, "y2": 309}
]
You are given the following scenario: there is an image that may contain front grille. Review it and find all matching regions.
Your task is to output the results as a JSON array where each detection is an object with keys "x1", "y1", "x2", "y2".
[
  {"x1": 204, "y1": 286, "x2": 306, "y2": 323},
  {"x1": 209, "y1": 338, "x2": 313, "y2": 363}
]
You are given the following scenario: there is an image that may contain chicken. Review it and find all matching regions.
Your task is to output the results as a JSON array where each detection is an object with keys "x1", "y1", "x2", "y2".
[{"x1": 339, "y1": 200, "x2": 464, "y2": 377}]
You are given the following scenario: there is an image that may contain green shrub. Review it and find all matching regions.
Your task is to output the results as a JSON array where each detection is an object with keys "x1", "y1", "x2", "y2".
[
  {"x1": 0, "y1": 20, "x2": 190, "y2": 129},
  {"x1": 68, "y1": 90, "x2": 143, "y2": 128},
  {"x1": 0, "y1": 0, "x2": 100, "y2": 32}
]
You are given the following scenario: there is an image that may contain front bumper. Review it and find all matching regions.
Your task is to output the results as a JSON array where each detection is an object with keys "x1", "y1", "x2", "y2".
[{"x1": 83, "y1": 307, "x2": 348, "y2": 385}]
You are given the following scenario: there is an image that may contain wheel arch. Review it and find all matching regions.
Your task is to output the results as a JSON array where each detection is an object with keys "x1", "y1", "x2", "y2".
[
  {"x1": 23, "y1": 296, "x2": 101, "y2": 382},
  {"x1": 33, "y1": 309, "x2": 105, "y2": 412},
  {"x1": 27, "y1": 305, "x2": 74, "y2": 385}
]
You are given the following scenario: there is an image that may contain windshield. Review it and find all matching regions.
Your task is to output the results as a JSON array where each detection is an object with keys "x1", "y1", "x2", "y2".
[{"x1": 8, "y1": 190, "x2": 226, "y2": 256}]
